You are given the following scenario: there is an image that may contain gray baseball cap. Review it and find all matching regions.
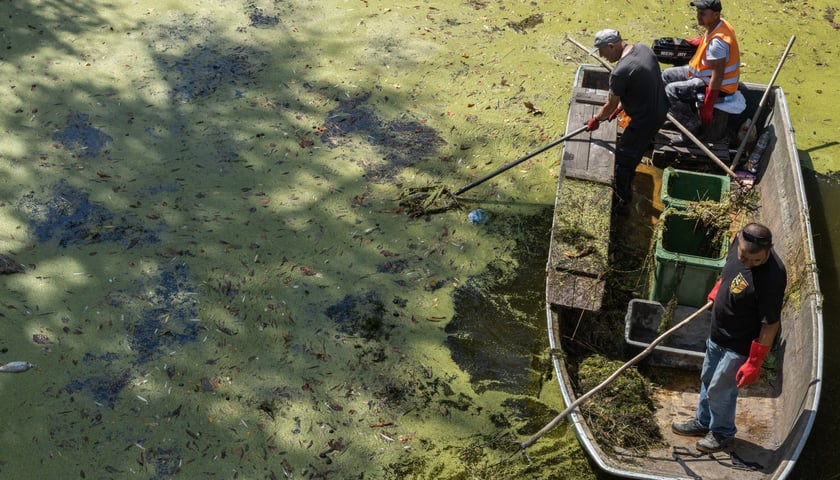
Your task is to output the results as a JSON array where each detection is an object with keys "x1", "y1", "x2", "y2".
[{"x1": 590, "y1": 29, "x2": 622, "y2": 54}]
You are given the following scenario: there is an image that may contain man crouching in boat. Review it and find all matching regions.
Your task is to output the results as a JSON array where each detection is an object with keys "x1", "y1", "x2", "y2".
[
  {"x1": 585, "y1": 29, "x2": 669, "y2": 216},
  {"x1": 672, "y1": 223, "x2": 787, "y2": 453}
]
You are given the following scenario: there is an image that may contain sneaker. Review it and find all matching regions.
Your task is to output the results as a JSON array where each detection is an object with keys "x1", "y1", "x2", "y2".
[
  {"x1": 671, "y1": 419, "x2": 709, "y2": 437},
  {"x1": 696, "y1": 431, "x2": 733, "y2": 453}
]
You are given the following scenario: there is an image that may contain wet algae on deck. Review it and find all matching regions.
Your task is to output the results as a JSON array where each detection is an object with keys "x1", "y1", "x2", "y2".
[{"x1": 0, "y1": 0, "x2": 838, "y2": 479}]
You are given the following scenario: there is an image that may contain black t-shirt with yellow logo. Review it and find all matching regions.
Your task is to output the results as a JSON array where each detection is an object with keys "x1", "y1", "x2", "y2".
[{"x1": 710, "y1": 237, "x2": 787, "y2": 356}]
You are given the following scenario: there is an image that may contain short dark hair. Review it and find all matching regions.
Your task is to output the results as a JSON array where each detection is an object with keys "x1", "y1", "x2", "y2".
[{"x1": 740, "y1": 223, "x2": 773, "y2": 253}]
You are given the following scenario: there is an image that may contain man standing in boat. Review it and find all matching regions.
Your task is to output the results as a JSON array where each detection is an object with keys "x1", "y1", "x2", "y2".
[
  {"x1": 661, "y1": 0, "x2": 742, "y2": 142},
  {"x1": 585, "y1": 29, "x2": 669, "y2": 216},
  {"x1": 672, "y1": 223, "x2": 787, "y2": 453}
]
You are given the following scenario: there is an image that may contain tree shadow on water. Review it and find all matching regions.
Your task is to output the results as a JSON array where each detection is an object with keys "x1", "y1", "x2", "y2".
[{"x1": 0, "y1": 1, "x2": 514, "y2": 479}]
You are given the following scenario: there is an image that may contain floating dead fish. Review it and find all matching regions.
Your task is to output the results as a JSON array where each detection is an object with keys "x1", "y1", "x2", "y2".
[{"x1": 0, "y1": 361, "x2": 34, "y2": 373}]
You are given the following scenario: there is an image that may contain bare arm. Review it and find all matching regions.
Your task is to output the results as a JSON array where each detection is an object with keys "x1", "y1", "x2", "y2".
[
  {"x1": 757, "y1": 321, "x2": 780, "y2": 347},
  {"x1": 706, "y1": 57, "x2": 726, "y2": 91},
  {"x1": 595, "y1": 94, "x2": 621, "y2": 121}
]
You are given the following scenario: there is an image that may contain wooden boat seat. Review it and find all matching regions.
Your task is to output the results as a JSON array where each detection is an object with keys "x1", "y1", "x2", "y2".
[{"x1": 561, "y1": 87, "x2": 617, "y2": 185}]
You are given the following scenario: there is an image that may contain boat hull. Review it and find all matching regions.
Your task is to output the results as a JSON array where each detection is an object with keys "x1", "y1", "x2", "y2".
[{"x1": 545, "y1": 66, "x2": 823, "y2": 480}]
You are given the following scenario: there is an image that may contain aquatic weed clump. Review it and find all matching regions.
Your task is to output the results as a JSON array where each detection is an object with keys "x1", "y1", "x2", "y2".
[{"x1": 577, "y1": 354, "x2": 663, "y2": 454}]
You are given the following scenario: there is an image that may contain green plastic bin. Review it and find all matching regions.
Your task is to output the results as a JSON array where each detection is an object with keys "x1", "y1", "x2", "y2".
[
  {"x1": 650, "y1": 209, "x2": 729, "y2": 307},
  {"x1": 661, "y1": 167, "x2": 730, "y2": 209}
]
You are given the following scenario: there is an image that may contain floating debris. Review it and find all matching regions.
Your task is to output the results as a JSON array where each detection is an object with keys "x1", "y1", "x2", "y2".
[
  {"x1": 0, "y1": 361, "x2": 34, "y2": 373},
  {"x1": 468, "y1": 208, "x2": 488, "y2": 224}
]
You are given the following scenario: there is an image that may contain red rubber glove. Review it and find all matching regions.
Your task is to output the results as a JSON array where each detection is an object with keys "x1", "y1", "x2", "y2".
[
  {"x1": 700, "y1": 87, "x2": 719, "y2": 125},
  {"x1": 608, "y1": 106, "x2": 623, "y2": 121},
  {"x1": 585, "y1": 117, "x2": 600, "y2": 132},
  {"x1": 684, "y1": 36, "x2": 702, "y2": 47},
  {"x1": 736, "y1": 340, "x2": 771, "y2": 388},
  {"x1": 707, "y1": 278, "x2": 722, "y2": 303}
]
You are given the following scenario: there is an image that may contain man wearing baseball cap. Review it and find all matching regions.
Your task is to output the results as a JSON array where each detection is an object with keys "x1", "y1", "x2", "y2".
[
  {"x1": 585, "y1": 29, "x2": 669, "y2": 216},
  {"x1": 661, "y1": 0, "x2": 742, "y2": 142}
]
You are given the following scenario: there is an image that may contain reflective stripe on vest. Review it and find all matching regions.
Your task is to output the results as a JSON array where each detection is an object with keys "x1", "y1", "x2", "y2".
[{"x1": 687, "y1": 19, "x2": 741, "y2": 94}]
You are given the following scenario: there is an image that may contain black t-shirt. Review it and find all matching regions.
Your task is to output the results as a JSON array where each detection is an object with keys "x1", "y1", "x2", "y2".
[
  {"x1": 710, "y1": 237, "x2": 787, "y2": 356},
  {"x1": 609, "y1": 43, "x2": 669, "y2": 124}
]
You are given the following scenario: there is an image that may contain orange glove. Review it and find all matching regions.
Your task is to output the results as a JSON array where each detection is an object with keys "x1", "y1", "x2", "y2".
[
  {"x1": 736, "y1": 340, "x2": 770, "y2": 388},
  {"x1": 608, "y1": 106, "x2": 623, "y2": 121},
  {"x1": 585, "y1": 117, "x2": 600, "y2": 132},
  {"x1": 707, "y1": 278, "x2": 722, "y2": 303},
  {"x1": 700, "y1": 87, "x2": 719, "y2": 125}
]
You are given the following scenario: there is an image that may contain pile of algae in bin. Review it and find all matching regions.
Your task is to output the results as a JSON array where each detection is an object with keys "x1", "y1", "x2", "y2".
[{"x1": 0, "y1": 0, "x2": 837, "y2": 479}]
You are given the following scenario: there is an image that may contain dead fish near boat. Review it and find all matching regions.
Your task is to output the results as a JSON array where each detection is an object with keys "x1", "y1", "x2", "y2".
[
  {"x1": 0, "y1": 361, "x2": 34, "y2": 373},
  {"x1": 0, "y1": 254, "x2": 25, "y2": 274}
]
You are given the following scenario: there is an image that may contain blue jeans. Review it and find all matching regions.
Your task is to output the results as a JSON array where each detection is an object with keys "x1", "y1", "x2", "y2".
[{"x1": 696, "y1": 338, "x2": 746, "y2": 438}]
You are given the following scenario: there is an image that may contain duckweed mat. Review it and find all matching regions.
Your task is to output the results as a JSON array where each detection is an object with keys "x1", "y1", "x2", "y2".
[{"x1": 0, "y1": 1, "x2": 838, "y2": 479}]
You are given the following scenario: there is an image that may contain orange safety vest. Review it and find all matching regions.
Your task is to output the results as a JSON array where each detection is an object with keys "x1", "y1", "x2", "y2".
[{"x1": 688, "y1": 19, "x2": 741, "y2": 94}]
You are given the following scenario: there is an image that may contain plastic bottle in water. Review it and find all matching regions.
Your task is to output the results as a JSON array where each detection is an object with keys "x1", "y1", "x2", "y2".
[
  {"x1": 468, "y1": 208, "x2": 488, "y2": 224},
  {"x1": 747, "y1": 130, "x2": 771, "y2": 173}
]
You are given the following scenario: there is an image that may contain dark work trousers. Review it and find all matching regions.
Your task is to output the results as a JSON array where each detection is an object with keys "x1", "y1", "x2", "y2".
[{"x1": 614, "y1": 116, "x2": 666, "y2": 204}]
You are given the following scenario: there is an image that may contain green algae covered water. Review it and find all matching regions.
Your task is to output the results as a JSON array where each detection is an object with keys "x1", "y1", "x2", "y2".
[{"x1": 0, "y1": 1, "x2": 838, "y2": 478}]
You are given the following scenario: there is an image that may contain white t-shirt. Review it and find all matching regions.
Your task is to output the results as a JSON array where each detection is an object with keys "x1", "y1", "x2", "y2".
[{"x1": 705, "y1": 26, "x2": 730, "y2": 61}]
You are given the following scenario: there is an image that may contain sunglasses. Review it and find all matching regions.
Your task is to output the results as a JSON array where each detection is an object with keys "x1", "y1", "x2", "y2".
[{"x1": 741, "y1": 229, "x2": 772, "y2": 247}]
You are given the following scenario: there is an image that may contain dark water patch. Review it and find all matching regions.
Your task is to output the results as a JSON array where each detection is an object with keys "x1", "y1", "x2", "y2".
[
  {"x1": 377, "y1": 258, "x2": 409, "y2": 273},
  {"x1": 325, "y1": 291, "x2": 395, "y2": 340},
  {"x1": 245, "y1": 2, "x2": 279, "y2": 28},
  {"x1": 500, "y1": 397, "x2": 557, "y2": 435},
  {"x1": 18, "y1": 179, "x2": 161, "y2": 248},
  {"x1": 52, "y1": 112, "x2": 113, "y2": 158},
  {"x1": 446, "y1": 208, "x2": 552, "y2": 394},
  {"x1": 505, "y1": 13, "x2": 543, "y2": 34},
  {"x1": 149, "y1": 13, "x2": 210, "y2": 52},
  {"x1": 128, "y1": 262, "x2": 200, "y2": 363},
  {"x1": 155, "y1": 43, "x2": 265, "y2": 103},
  {"x1": 149, "y1": 446, "x2": 182, "y2": 478},
  {"x1": 65, "y1": 364, "x2": 132, "y2": 409},
  {"x1": 446, "y1": 261, "x2": 534, "y2": 394},
  {"x1": 320, "y1": 93, "x2": 446, "y2": 183},
  {"x1": 143, "y1": 182, "x2": 180, "y2": 196}
]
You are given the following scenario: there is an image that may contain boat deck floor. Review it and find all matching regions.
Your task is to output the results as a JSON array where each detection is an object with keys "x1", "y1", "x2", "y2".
[{"x1": 621, "y1": 381, "x2": 782, "y2": 479}]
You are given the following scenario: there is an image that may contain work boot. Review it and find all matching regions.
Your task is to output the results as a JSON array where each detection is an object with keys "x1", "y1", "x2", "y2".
[
  {"x1": 671, "y1": 419, "x2": 709, "y2": 437},
  {"x1": 696, "y1": 431, "x2": 733, "y2": 453}
]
